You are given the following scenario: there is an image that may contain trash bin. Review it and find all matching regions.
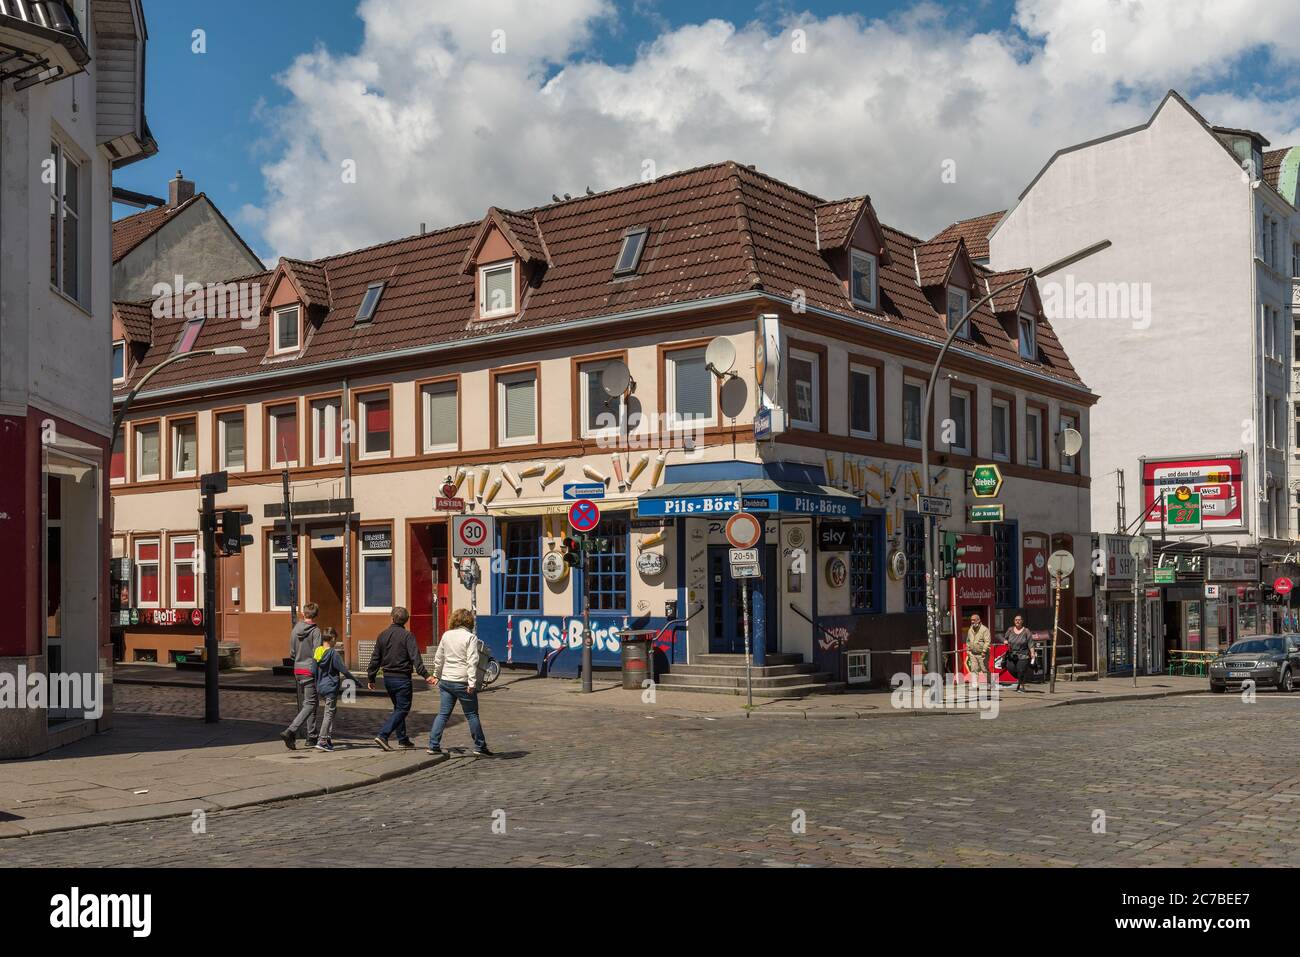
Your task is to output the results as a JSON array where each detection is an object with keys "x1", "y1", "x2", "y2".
[{"x1": 618, "y1": 630, "x2": 656, "y2": 690}]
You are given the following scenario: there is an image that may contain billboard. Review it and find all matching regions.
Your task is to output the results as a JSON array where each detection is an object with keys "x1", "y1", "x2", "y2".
[
  {"x1": 1140, "y1": 454, "x2": 1247, "y2": 533},
  {"x1": 1022, "y1": 532, "x2": 1050, "y2": 608}
]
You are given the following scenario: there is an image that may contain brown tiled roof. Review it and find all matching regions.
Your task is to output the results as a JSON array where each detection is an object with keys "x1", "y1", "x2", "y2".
[
  {"x1": 114, "y1": 301, "x2": 154, "y2": 346},
  {"x1": 111, "y1": 195, "x2": 201, "y2": 263},
  {"x1": 814, "y1": 197, "x2": 865, "y2": 250},
  {"x1": 930, "y1": 209, "x2": 1005, "y2": 261},
  {"x1": 1263, "y1": 147, "x2": 1290, "y2": 191},
  {"x1": 982, "y1": 268, "x2": 1032, "y2": 314},
  {"x1": 912, "y1": 236, "x2": 964, "y2": 287},
  {"x1": 113, "y1": 161, "x2": 1087, "y2": 398},
  {"x1": 279, "y1": 258, "x2": 330, "y2": 309}
]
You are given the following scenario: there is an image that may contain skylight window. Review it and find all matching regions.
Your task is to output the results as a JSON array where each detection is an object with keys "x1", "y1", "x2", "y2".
[
  {"x1": 356, "y1": 281, "x2": 385, "y2": 324},
  {"x1": 613, "y1": 228, "x2": 648, "y2": 276},
  {"x1": 174, "y1": 318, "x2": 204, "y2": 355}
]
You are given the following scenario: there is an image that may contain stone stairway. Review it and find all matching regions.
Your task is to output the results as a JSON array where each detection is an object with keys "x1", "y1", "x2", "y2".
[{"x1": 656, "y1": 652, "x2": 846, "y2": 698}]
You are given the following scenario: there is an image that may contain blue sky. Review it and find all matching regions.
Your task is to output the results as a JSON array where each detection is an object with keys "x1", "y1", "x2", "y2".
[{"x1": 112, "y1": 0, "x2": 1300, "y2": 263}]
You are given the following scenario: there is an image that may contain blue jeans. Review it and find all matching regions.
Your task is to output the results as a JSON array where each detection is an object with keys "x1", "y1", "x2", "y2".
[
  {"x1": 428, "y1": 681, "x2": 487, "y2": 752},
  {"x1": 378, "y1": 675, "x2": 413, "y2": 741}
]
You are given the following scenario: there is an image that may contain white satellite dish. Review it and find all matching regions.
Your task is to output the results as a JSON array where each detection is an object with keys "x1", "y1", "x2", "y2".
[
  {"x1": 704, "y1": 337, "x2": 736, "y2": 377},
  {"x1": 601, "y1": 359, "x2": 631, "y2": 397},
  {"x1": 1059, "y1": 428, "x2": 1083, "y2": 457}
]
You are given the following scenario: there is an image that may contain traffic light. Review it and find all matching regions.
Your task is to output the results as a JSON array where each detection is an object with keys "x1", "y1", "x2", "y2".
[
  {"x1": 953, "y1": 540, "x2": 968, "y2": 577},
  {"x1": 562, "y1": 536, "x2": 581, "y2": 567},
  {"x1": 941, "y1": 531, "x2": 957, "y2": 577},
  {"x1": 219, "y1": 509, "x2": 254, "y2": 555}
]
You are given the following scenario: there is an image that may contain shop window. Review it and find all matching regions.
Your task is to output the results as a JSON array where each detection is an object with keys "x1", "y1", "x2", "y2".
[
  {"x1": 904, "y1": 516, "x2": 926, "y2": 612},
  {"x1": 359, "y1": 391, "x2": 391, "y2": 457},
  {"x1": 850, "y1": 515, "x2": 881, "y2": 613},
  {"x1": 135, "y1": 539, "x2": 160, "y2": 608},
  {"x1": 361, "y1": 527, "x2": 393, "y2": 611},
  {"x1": 586, "y1": 517, "x2": 629, "y2": 612},
  {"x1": 171, "y1": 537, "x2": 198, "y2": 608},
  {"x1": 270, "y1": 535, "x2": 297, "y2": 611},
  {"x1": 501, "y1": 520, "x2": 541, "y2": 612},
  {"x1": 993, "y1": 523, "x2": 1017, "y2": 608}
]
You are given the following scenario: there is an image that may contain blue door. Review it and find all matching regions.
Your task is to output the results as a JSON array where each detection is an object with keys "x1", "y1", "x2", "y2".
[{"x1": 709, "y1": 545, "x2": 743, "y2": 653}]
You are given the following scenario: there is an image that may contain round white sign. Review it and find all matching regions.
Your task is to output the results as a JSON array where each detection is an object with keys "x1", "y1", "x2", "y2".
[
  {"x1": 541, "y1": 551, "x2": 568, "y2": 583},
  {"x1": 637, "y1": 551, "x2": 665, "y2": 577}
]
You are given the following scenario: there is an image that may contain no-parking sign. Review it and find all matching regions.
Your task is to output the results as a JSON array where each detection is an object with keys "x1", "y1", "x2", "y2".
[
  {"x1": 452, "y1": 514, "x2": 495, "y2": 558},
  {"x1": 568, "y1": 498, "x2": 601, "y2": 533}
]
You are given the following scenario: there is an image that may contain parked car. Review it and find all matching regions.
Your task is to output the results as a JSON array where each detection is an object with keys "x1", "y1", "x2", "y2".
[{"x1": 1208, "y1": 635, "x2": 1300, "y2": 693}]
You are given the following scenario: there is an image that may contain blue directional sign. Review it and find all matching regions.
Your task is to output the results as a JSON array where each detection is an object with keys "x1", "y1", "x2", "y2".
[
  {"x1": 568, "y1": 498, "x2": 601, "y2": 533},
  {"x1": 563, "y1": 482, "x2": 606, "y2": 501}
]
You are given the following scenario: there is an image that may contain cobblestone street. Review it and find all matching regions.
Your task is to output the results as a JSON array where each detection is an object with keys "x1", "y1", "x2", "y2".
[{"x1": 4, "y1": 684, "x2": 1298, "y2": 867}]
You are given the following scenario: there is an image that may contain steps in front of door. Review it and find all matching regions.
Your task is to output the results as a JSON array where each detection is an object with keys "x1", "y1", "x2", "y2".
[{"x1": 657, "y1": 654, "x2": 845, "y2": 697}]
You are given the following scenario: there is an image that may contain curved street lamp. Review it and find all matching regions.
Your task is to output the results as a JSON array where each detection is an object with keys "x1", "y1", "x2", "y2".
[
  {"x1": 921, "y1": 240, "x2": 1112, "y2": 677},
  {"x1": 111, "y1": 345, "x2": 247, "y2": 444}
]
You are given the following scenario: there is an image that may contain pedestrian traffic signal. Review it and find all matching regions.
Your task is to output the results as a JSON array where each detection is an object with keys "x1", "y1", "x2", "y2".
[
  {"x1": 953, "y1": 541, "x2": 968, "y2": 577},
  {"x1": 220, "y1": 509, "x2": 254, "y2": 555},
  {"x1": 562, "y1": 536, "x2": 581, "y2": 567}
]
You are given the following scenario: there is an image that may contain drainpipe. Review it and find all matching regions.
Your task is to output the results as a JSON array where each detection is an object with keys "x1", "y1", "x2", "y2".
[{"x1": 343, "y1": 377, "x2": 353, "y2": 661}]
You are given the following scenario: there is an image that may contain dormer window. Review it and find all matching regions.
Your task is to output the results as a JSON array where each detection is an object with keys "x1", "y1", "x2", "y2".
[
  {"x1": 478, "y1": 260, "x2": 516, "y2": 318},
  {"x1": 614, "y1": 228, "x2": 648, "y2": 276},
  {"x1": 850, "y1": 249, "x2": 877, "y2": 308},
  {"x1": 273, "y1": 305, "x2": 300, "y2": 354},
  {"x1": 356, "y1": 281, "x2": 384, "y2": 324},
  {"x1": 174, "y1": 317, "x2": 204, "y2": 355},
  {"x1": 1018, "y1": 312, "x2": 1037, "y2": 360},
  {"x1": 946, "y1": 287, "x2": 970, "y2": 339},
  {"x1": 112, "y1": 340, "x2": 126, "y2": 383}
]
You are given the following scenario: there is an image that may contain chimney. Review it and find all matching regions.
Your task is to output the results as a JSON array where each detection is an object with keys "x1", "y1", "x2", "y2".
[{"x1": 168, "y1": 170, "x2": 195, "y2": 207}]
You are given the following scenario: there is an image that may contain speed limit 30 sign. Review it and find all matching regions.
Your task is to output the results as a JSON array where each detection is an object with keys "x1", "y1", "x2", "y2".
[{"x1": 452, "y1": 514, "x2": 495, "y2": 558}]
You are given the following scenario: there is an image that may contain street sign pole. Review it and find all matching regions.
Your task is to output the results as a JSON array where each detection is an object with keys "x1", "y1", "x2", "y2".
[
  {"x1": 581, "y1": 535, "x2": 592, "y2": 694},
  {"x1": 202, "y1": 483, "x2": 219, "y2": 723},
  {"x1": 1049, "y1": 571, "x2": 1062, "y2": 694},
  {"x1": 1132, "y1": 565, "x2": 1140, "y2": 689},
  {"x1": 737, "y1": 481, "x2": 752, "y2": 709}
]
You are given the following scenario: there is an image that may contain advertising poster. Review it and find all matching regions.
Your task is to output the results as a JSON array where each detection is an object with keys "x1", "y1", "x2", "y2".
[
  {"x1": 1022, "y1": 531, "x2": 1049, "y2": 607},
  {"x1": 1141, "y1": 455, "x2": 1246, "y2": 532}
]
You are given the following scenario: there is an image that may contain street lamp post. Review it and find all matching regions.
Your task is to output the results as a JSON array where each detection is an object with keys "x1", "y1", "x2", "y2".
[
  {"x1": 111, "y1": 346, "x2": 247, "y2": 445},
  {"x1": 921, "y1": 241, "x2": 1111, "y2": 677}
]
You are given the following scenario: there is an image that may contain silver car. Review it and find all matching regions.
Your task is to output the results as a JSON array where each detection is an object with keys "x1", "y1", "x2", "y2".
[{"x1": 1208, "y1": 634, "x2": 1300, "y2": 693}]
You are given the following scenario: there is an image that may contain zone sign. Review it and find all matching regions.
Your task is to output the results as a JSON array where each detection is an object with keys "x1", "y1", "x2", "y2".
[{"x1": 452, "y1": 514, "x2": 495, "y2": 558}]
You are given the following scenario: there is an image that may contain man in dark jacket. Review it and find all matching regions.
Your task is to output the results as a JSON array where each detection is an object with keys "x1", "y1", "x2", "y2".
[
  {"x1": 367, "y1": 606, "x2": 433, "y2": 750},
  {"x1": 281, "y1": 603, "x2": 323, "y2": 749}
]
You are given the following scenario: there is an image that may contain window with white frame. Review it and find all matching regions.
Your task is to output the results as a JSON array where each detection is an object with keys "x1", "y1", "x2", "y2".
[
  {"x1": 850, "y1": 249, "x2": 877, "y2": 308},
  {"x1": 134, "y1": 539, "x2": 160, "y2": 608},
  {"x1": 311, "y1": 398, "x2": 342, "y2": 464},
  {"x1": 902, "y1": 379, "x2": 924, "y2": 448},
  {"x1": 1018, "y1": 314, "x2": 1036, "y2": 360},
  {"x1": 134, "y1": 423, "x2": 160, "y2": 481},
  {"x1": 358, "y1": 391, "x2": 391, "y2": 458},
  {"x1": 1060, "y1": 412, "x2": 1079, "y2": 473},
  {"x1": 787, "y1": 350, "x2": 819, "y2": 430},
  {"x1": 170, "y1": 419, "x2": 198, "y2": 478},
  {"x1": 112, "y1": 341, "x2": 126, "y2": 383},
  {"x1": 849, "y1": 364, "x2": 876, "y2": 439},
  {"x1": 421, "y1": 380, "x2": 458, "y2": 452},
  {"x1": 273, "y1": 306, "x2": 300, "y2": 354},
  {"x1": 497, "y1": 370, "x2": 537, "y2": 445},
  {"x1": 49, "y1": 140, "x2": 83, "y2": 302},
  {"x1": 666, "y1": 347, "x2": 715, "y2": 426},
  {"x1": 218, "y1": 411, "x2": 245, "y2": 471},
  {"x1": 1026, "y1": 408, "x2": 1043, "y2": 467},
  {"x1": 948, "y1": 388, "x2": 971, "y2": 455},
  {"x1": 269, "y1": 535, "x2": 296, "y2": 611},
  {"x1": 171, "y1": 537, "x2": 198, "y2": 608},
  {"x1": 845, "y1": 649, "x2": 871, "y2": 685},
  {"x1": 360, "y1": 527, "x2": 394, "y2": 610},
  {"x1": 581, "y1": 361, "x2": 626, "y2": 438},
  {"x1": 268, "y1": 404, "x2": 299, "y2": 467},
  {"x1": 946, "y1": 287, "x2": 970, "y2": 338},
  {"x1": 479, "y1": 261, "x2": 516, "y2": 318},
  {"x1": 991, "y1": 398, "x2": 1011, "y2": 462}
]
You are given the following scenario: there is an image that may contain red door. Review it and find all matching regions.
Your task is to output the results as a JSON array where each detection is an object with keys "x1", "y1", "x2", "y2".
[{"x1": 408, "y1": 523, "x2": 449, "y2": 650}]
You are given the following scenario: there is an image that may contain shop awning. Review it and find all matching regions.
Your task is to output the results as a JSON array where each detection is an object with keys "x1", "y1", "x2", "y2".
[
  {"x1": 487, "y1": 498, "x2": 636, "y2": 517},
  {"x1": 636, "y1": 479, "x2": 862, "y2": 518}
]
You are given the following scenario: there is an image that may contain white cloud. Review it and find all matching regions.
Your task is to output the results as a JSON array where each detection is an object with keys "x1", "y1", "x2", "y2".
[{"x1": 251, "y1": 0, "x2": 1300, "y2": 261}]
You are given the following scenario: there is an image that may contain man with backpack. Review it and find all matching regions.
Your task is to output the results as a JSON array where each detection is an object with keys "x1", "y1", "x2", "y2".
[
  {"x1": 313, "y1": 628, "x2": 357, "y2": 752},
  {"x1": 366, "y1": 606, "x2": 434, "y2": 750},
  {"x1": 426, "y1": 608, "x2": 492, "y2": 756},
  {"x1": 280, "y1": 602, "x2": 323, "y2": 749}
]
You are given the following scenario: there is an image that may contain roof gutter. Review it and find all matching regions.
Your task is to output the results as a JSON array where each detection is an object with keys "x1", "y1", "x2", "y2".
[{"x1": 115, "y1": 289, "x2": 1096, "y2": 407}]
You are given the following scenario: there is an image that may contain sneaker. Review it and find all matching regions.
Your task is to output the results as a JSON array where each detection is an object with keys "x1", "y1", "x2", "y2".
[
  {"x1": 373, "y1": 735, "x2": 393, "y2": 751},
  {"x1": 472, "y1": 747, "x2": 494, "y2": 757},
  {"x1": 305, "y1": 738, "x2": 318, "y2": 748},
  {"x1": 314, "y1": 740, "x2": 334, "y2": 752},
  {"x1": 397, "y1": 739, "x2": 416, "y2": 749},
  {"x1": 280, "y1": 729, "x2": 297, "y2": 750},
  {"x1": 426, "y1": 747, "x2": 448, "y2": 756}
]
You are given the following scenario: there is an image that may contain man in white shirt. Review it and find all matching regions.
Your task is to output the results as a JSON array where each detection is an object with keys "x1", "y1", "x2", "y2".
[{"x1": 426, "y1": 608, "x2": 491, "y2": 756}]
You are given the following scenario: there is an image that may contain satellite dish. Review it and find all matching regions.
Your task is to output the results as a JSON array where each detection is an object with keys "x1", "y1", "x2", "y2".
[
  {"x1": 719, "y1": 377, "x2": 747, "y2": 419},
  {"x1": 601, "y1": 359, "x2": 631, "y2": 398},
  {"x1": 704, "y1": 337, "x2": 736, "y2": 377},
  {"x1": 1059, "y1": 428, "x2": 1083, "y2": 457}
]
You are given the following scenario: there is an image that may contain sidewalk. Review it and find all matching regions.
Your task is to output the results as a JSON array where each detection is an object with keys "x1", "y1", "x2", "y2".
[{"x1": 0, "y1": 714, "x2": 445, "y2": 839}]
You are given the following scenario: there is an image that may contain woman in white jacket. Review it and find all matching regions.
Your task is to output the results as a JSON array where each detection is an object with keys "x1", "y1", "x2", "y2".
[{"x1": 426, "y1": 609, "x2": 491, "y2": 756}]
